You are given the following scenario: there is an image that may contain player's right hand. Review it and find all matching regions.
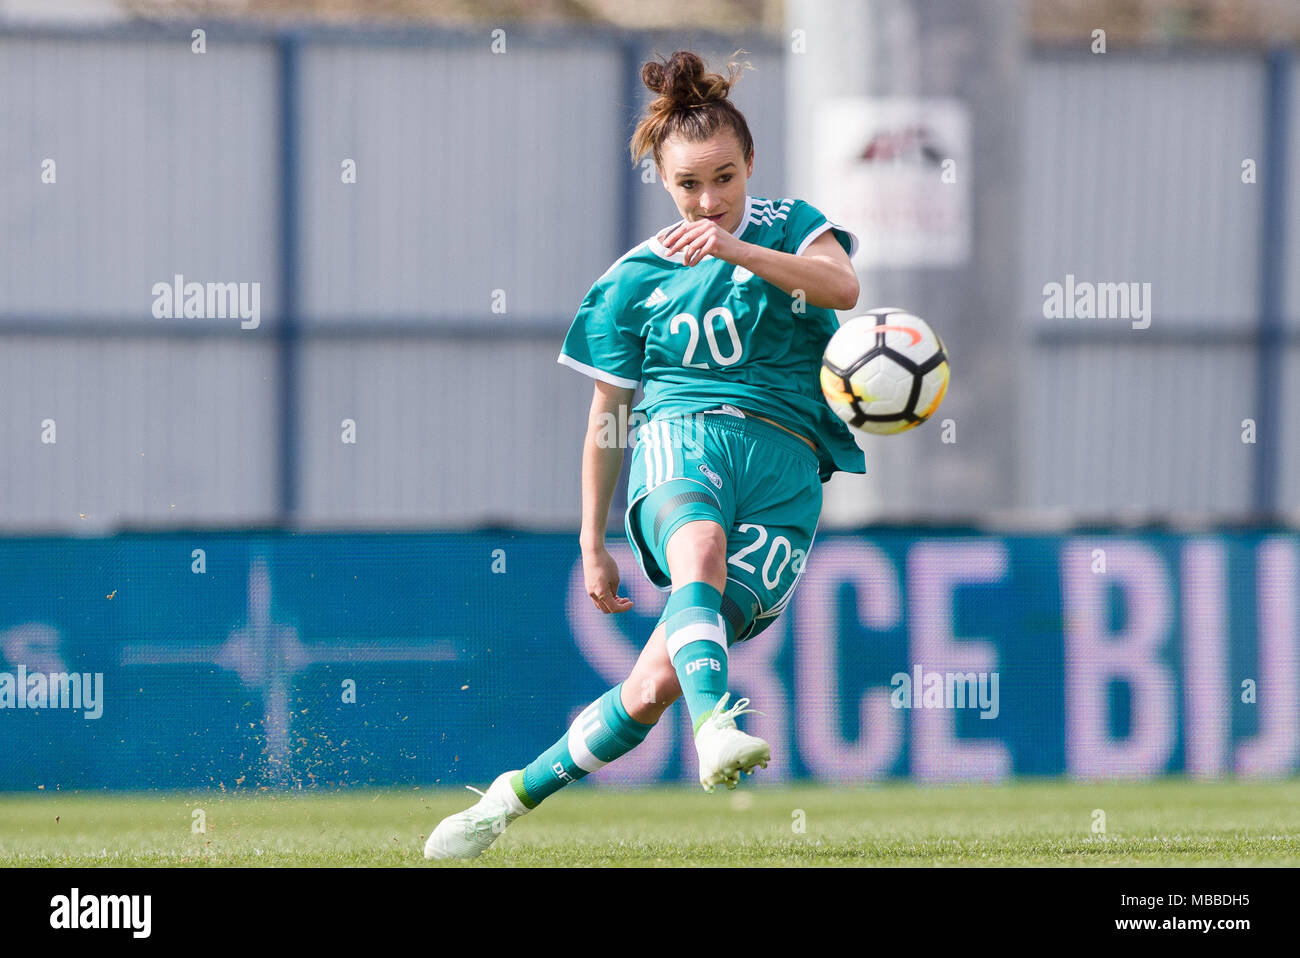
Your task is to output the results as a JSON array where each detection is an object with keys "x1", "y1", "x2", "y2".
[{"x1": 583, "y1": 545, "x2": 635, "y2": 614}]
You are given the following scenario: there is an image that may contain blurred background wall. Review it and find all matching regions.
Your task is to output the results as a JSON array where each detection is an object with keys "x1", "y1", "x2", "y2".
[
  {"x1": 1, "y1": 0, "x2": 1297, "y2": 790},
  {"x1": 0, "y1": 0, "x2": 1296, "y2": 533}
]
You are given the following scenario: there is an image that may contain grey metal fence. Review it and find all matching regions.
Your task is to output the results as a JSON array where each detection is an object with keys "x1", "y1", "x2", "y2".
[{"x1": 0, "y1": 23, "x2": 1294, "y2": 530}]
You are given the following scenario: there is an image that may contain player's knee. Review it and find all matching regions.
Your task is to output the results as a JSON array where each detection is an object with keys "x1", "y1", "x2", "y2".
[{"x1": 665, "y1": 520, "x2": 728, "y2": 586}]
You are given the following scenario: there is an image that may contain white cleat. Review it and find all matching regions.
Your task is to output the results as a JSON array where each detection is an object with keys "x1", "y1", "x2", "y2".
[
  {"x1": 423, "y1": 770, "x2": 530, "y2": 860},
  {"x1": 694, "y1": 693, "x2": 769, "y2": 792}
]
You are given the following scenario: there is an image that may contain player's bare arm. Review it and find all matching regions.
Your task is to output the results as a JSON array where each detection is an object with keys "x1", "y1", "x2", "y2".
[{"x1": 580, "y1": 380, "x2": 636, "y2": 615}]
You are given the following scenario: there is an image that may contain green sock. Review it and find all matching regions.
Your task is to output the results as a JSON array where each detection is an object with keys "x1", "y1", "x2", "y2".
[
  {"x1": 664, "y1": 581, "x2": 729, "y2": 735},
  {"x1": 512, "y1": 683, "x2": 654, "y2": 807}
]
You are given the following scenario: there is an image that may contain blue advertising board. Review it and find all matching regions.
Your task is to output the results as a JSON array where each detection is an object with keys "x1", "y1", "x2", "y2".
[{"x1": 0, "y1": 530, "x2": 1296, "y2": 790}]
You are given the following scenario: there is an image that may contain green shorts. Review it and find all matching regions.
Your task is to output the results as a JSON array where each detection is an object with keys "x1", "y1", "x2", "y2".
[{"x1": 624, "y1": 406, "x2": 823, "y2": 644}]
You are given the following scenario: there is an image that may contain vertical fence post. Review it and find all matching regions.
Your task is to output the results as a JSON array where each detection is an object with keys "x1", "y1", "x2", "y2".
[
  {"x1": 619, "y1": 35, "x2": 641, "y2": 257},
  {"x1": 277, "y1": 32, "x2": 302, "y2": 525},
  {"x1": 1253, "y1": 48, "x2": 1291, "y2": 518},
  {"x1": 609, "y1": 35, "x2": 642, "y2": 534}
]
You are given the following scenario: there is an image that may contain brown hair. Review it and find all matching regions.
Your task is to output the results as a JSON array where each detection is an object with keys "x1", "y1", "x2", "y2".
[{"x1": 629, "y1": 50, "x2": 754, "y2": 172}]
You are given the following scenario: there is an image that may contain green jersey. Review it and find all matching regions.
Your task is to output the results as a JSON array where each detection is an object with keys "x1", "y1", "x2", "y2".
[{"x1": 558, "y1": 195, "x2": 866, "y2": 482}]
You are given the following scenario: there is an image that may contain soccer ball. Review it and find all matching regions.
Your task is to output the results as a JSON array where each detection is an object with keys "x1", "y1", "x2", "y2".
[{"x1": 819, "y1": 308, "x2": 950, "y2": 435}]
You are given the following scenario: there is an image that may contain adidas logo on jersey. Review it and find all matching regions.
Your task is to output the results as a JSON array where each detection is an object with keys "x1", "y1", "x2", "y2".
[
  {"x1": 698, "y1": 463, "x2": 723, "y2": 489},
  {"x1": 645, "y1": 287, "x2": 668, "y2": 307}
]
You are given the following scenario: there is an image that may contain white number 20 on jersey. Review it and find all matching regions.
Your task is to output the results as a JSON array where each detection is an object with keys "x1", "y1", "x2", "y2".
[{"x1": 670, "y1": 307, "x2": 744, "y2": 368}]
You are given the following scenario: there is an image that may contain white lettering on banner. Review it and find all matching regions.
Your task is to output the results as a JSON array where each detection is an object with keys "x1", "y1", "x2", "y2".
[
  {"x1": 1236, "y1": 538, "x2": 1300, "y2": 776},
  {"x1": 1063, "y1": 541, "x2": 1176, "y2": 778},
  {"x1": 1182, "y1": 541, "x2": 1229, "y2": 777},
  {"x1": 560, "y1": 536, "x2": 1296, "y2": 785},
  {"x1": 793, "y1": 541, "x2": 903, "y2": 782},
  {"x1": 906, "y1": 541, "x2": 1011, "y2": 782}
]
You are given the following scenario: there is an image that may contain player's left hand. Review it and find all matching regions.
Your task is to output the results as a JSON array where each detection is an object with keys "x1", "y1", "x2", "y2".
[{"x1": 660, "y1": 218, "x2": 749, "y2": 268}]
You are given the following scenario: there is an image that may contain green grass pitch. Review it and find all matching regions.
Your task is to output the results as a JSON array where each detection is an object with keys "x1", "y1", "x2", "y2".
[{"x1": 2, "y1": 779, "x2": 1298, "y2": 867}]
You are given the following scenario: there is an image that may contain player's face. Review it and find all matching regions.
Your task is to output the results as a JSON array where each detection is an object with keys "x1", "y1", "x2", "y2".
[{"x1": 659, "y1": 132, "x2": 753, "y2": 236}]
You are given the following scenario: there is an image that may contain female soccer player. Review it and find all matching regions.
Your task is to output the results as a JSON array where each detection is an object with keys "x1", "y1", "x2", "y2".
[{"x1": 425, "y1": 50, "x2": 864, "y2": 860}]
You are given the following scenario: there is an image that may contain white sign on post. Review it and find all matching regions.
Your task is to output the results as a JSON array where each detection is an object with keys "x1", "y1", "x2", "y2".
[{"x1": 813, "y1": 96, "x2": 971, "y2": 268}]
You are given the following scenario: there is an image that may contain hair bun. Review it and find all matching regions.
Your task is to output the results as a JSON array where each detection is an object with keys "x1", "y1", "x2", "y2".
[
  {"x1": 642, "y1": 50, "x2": 731, "y2": 111},
  {"x1": 641, "y1": 60, "x2": 669, "y2": 96}
]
